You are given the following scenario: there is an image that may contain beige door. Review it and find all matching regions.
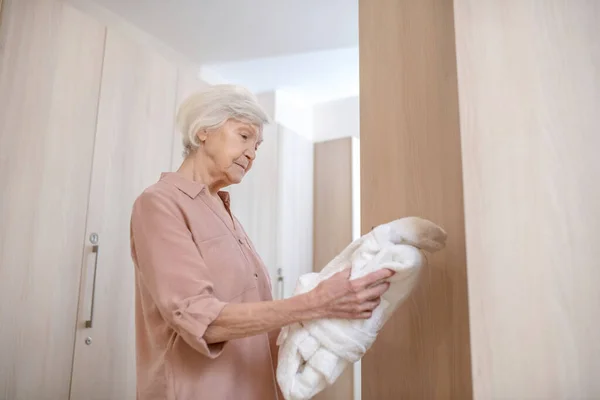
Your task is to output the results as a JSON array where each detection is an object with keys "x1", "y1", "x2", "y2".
[
  {"x1": 454, "y1": 0, "x2": 600, "y2": 397},
  {"x1": 69, "y1": 28, "x2": 177, "y2": 400},
  {"x1": 359, "y1": 0, "x2": 473, "y2": 398},
  {"x1": 313, "y1": 138, "x2": 354, "y2": 400},
  {"x1": 0, "y1": 1, "x2": 105, "y2": 399}
]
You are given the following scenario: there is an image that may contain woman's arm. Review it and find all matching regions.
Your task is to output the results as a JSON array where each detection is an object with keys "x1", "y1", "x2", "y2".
[
  {"x1": 204, "y1": 293, "x2": 315, "y2": 343},
  {"x1": 205, "y1": 268, "x2": 393, "y2": 344}
]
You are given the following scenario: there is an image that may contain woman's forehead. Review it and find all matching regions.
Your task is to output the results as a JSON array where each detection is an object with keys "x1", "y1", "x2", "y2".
[
  {"x1": 231, "y1": 120, "x2": 263, "y2": 142},
  {"x1": 231, "y1": 119, "x2": 258, "y2": 131}
]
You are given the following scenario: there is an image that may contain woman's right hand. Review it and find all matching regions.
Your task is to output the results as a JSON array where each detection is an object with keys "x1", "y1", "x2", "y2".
[{"x1": 307, "y1": 267, "x2": 394, "y2": 320}]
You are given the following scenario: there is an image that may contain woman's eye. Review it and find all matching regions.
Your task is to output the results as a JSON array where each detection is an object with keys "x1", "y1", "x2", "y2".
[{"x1": 240, "y1": 134, "x2": 248, "y2": 140}]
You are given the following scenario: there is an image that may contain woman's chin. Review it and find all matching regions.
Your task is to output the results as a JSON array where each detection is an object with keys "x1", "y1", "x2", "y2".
[{"x1": 228, "y1": 172, "x2": 245, "y2": 185}]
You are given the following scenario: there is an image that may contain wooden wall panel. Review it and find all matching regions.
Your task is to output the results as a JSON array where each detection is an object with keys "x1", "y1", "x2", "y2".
[
  {"x1": 313, "y1": 138, "x2": 353, "y2": 400},
  {"x1": 170, "y1": 67, "x2": 209, "y2": 171},
  {"x1": 454, "y1": 1, "x2": 600, "y2": 398},
  {"x1": 69, "y1": 27, "x2": 177, "y2": 400},
  {"x1": 0, "y1": 1, "x2": 106, "y2": 398},
  {"x1": 313, "y1": 138, "x2": 353, "y2": 271},
  {"x1": 359, "y1": 0, "x2": 473, "y2": 398}
]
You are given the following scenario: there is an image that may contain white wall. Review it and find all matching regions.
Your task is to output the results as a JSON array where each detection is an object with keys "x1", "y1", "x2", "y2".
[
  {"x1": 228, "y1": 92, "x2": 281, "y2": 287},
  {"x1": 274, "y1": 90, "x2": 314, "y2": 141},
  {"x1": 276, "y1": 125, "x2": 314, "y2": 298},
  {"x1": 199, "y1": 47, "x2": 359, "y2": 105},
  {"x1": 312, "y1": 95, "x2": 359, "y2": 142},
  {"x1": 226, "y1": 91, "x2": 314, "y2": 299}
]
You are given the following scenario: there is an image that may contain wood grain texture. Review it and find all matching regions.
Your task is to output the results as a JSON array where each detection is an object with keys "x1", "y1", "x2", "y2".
[
  {"x1": 170, "y1": 67, "x2": 209, "y2": 171},
  {"x1": 69, "y1": 27, "x2": 177, "y2": 400},
  {"x1": 454, "y1": 1, "x2": 600, "y2": 398},
  {"x1": 0, "y1": 1, "x2": 105, "y2": 398},
  {"x1": 359, "y1": 0, "x2": 473, "y2": 398},
  {"x1": 65, "y1": 0, "x2": 193, "y2": 68},
  {"x1": 313, "y1": 138, "x2": 353, "y2": 271},
  {"x1": 313, "y1": 138, "x2": 353, "y2": 400}
]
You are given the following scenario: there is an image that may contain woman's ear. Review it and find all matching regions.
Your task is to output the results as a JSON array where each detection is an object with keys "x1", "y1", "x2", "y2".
[{"x1": 196, "y1": 129, "x2": 208, "y2": 143}]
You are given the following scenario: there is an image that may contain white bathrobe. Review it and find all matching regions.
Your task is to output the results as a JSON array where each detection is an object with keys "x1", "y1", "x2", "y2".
[{"x1": 275, "y1": 216, "x2": 447, "y2": 400}]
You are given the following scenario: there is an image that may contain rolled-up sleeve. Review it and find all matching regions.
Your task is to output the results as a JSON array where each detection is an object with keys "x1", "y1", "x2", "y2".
[{"x1": 130, "y1": 190, "x2": 228, "y2": 358}]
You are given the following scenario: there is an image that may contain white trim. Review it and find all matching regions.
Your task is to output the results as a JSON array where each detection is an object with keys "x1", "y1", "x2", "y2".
[{"x1": 351, "y1": 137, "x2": 361, "y2": 400}]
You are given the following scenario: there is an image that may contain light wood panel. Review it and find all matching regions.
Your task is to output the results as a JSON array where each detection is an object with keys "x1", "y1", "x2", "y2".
[
  {"x1": 0, "y1": 1, "x2": 105, "y2": 399},
  {"x1": 313, "y1": 138, "x2": 353, "y2": 400},
  {"x1": 170, "y1": 67, "x2": 210, "y2": 171},
  {"x1": 65, "y1": 0, "x2": 192, "y2": 69},
  {"x1": 454, "y1": 1, "x2": 600, "y2": 398},
  {"x1": 313, "y1": 138, "x2": 353, "y2": 271},
  {"x1": 0, "y1": 0, "x2": 104, "y2": 400},
  {"x1": 359, "y1": 0, "x2": 473, "y2": 398},
  {"x1": 69, "y1": 28, "x2": 177, "y2": 400}
]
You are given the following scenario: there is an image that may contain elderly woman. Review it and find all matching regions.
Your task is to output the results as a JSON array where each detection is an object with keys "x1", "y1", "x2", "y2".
[{"x1": 129, "y1": 84, "x2": 393, "y2": 400}]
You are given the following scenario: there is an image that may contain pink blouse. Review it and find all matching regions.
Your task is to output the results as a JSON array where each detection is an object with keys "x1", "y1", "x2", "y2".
[{"x1": 130, "y1": 172, "x2": 280, "y2": 400}]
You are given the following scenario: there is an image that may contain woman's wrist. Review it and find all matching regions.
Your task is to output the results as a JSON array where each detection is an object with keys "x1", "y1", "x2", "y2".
[{"x1": 284, "y1": 290, "x2": 325, "y2": 323}]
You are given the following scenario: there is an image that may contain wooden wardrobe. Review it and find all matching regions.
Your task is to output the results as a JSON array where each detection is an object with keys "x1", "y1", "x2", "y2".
[
  {"x1": 0, "y1": 0, "x2": 189, "y2": 398},
  {"x1": 359, "y1": 0, "x2": 600, "y2": 398}
]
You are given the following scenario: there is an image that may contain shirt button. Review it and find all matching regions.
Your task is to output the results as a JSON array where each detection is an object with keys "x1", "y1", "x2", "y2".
[
  {"x1": 254, "y1": 272, "x2": 258, "y2": 278},
  {"x1": 238, "y1": 238, "x2": 244, "y2": 245}
]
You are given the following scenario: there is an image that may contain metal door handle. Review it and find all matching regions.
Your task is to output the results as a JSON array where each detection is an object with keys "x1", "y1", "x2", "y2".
[
  {"x1": 85, "y1": 233, "x2": 99, "y2": 328},
  {"x1": 277, "y1": 268, "x2": 284, "y2": 300}
]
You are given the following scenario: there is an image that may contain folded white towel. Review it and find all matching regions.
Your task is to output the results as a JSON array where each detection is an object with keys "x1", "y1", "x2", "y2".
[{"x1": 276, "y1": 217, "x2": 447, "y2": 400}]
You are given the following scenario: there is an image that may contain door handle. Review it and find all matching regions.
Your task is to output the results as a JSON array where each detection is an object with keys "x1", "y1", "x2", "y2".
[
  {"x1": 85, "y1": 233, "x2": 100, "y2": 329},
  {"x1": 277, "y1": 267, "x2": 284, "y2": 300}
]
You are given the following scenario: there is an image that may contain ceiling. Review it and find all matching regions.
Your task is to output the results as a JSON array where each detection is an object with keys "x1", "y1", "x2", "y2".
[
  {"x1": 201, "y1": 47, "x2": 358, "y2": 104},
  {"x1": 88, "y1": 0, "x2": 359, "y2": 104}
]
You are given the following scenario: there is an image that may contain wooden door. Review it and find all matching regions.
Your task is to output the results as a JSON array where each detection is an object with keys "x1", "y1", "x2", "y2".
[
  {"x1": 0, "y1": 1, "x2": 105, "y2": 398},
  {"x1": 455, "y1": 0, "x2": 600, "y2": 397},
  {"x1": 69, "y1": 28, "x2": 177, "y2": 400},
  {"x1": 313, "y1": 138, "x2": 353, "y2": 400},
  {"x1": 359, "y1": 0, "x2": 473, "y2": 398}
]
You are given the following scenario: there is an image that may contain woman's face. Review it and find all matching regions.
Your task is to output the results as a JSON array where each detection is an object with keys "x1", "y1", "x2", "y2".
[{"x1": 197, "y1": 119, "x2": 262, "y2": 186}]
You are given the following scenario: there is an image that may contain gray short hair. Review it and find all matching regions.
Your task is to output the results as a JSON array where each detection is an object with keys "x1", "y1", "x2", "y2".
[{"x1": 176, "y1": 84, "x2": 271, "y2": 157}]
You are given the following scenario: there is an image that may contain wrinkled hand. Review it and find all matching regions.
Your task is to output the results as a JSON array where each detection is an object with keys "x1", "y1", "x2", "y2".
[{"x1": 309, "y1": 267, "x2": 394, "y2": 319}]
